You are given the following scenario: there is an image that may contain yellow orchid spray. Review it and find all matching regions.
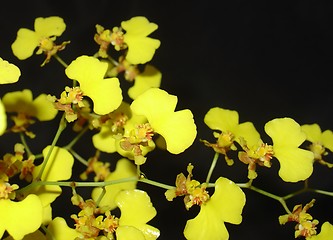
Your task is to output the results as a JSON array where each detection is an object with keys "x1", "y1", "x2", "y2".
[{"x1": 0, "y1": 14, "x2": 332, "y2": 240}]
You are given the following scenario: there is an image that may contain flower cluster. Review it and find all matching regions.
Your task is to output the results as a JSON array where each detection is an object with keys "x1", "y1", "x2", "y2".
[{"x1": 0, "y1": 15, "x2": 333, "y2": 240}]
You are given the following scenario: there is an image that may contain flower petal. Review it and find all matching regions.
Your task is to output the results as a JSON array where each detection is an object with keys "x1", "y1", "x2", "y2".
[
  {"x1": 92, "y1": 126, "x2": 117, "y2": 153},
  {"x1": 0, "y1": 58, "x2": 21, "y2": 84},
  {"x1": 2, "y1": 89, "x2": 34, "y2": 114},
  {"x1": 34, "y1": 146, "x2": 74, "y2": 181},
  {"x1": 34, "y1": 16, "x2": 66, "y2": 37},
  {"x1": 301, "y1": 124, "x2": 322, "y2": 143},
  {"x1": 322, "y1": 130, "x2": 333, "y2": 152},
  {"x1": 131, "y1": 88, "x2": 177, "y2": 120},
  {"x1": 265, "y1": 118, "x2": 314, "y2": 182},
  {"x1": 46, "y1": 217, "x2": 80, "y2": 240},
  {"x1": 310, "y1": 222, "x2": 333, "y2": 240},
  {"x1": 32, "y1": 93, "x2": 58, "y2": 121},
  {"x1": 274, "y1": 147, "x2": 314, "y2": 182},
  {"x1": 128, "y1": 65, "x2": 162, "y2": 100},
  {"x1": 153, "y1": 109, "x2": 196, "y2": 154},
  {"x1": 92, "y1": 158, "x2": 137, "y2": 210},
  {"x1": 184, "y1": 177, "x2": 245, "y2": 240},
  {"x1": 116, "y1": 189, "x2": 160, "y2": 240},
  {"x1": 65, "y1": 55, "x2": 123, "y2": 115},
  {"x1": 204, "y1": 107, "x2": 239, "y2": 133},
  {"x1": 116, "y1": 226, "x2": 146, "y2": 240},
  {"x1": 122, "y1": 16, "x2": 161, "y2": 64},
  {"x1": 0, "y1": 100, "x2": 6, "y2": 136},
  {"x1": 0, "y1": 195, "x2": 43, "y2": 240},
  {"x1": 11, "y1": 28, "x2": 39, "y2": 60}
]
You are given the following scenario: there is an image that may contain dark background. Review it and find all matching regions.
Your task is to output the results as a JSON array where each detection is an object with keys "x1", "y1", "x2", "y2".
[{"x1": 1, "y1": 1, "x2": 333, "y2": 239}]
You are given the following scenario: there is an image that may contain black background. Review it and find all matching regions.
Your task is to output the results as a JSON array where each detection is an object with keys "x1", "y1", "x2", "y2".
[{"x1": 1, "y1": 1, "x2": 333, "y2": 239}]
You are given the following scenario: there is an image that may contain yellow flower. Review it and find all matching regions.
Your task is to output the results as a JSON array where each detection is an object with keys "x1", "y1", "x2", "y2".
[
  {"x1": 11, "y1": 16, "x2": 66, "y2": 60},
  {"x1": 115, "y1": 189, "x2": 160, "y2": 240},
  {"x1": 92, "y1": 158, "x2": 137, "y2": 210},
  {"x1": 121, "y1": 16, "x2": 161, "y2": 64},
  {"x1": 0, "y1": 58, "x2": 21, "y2": 84},
  {"x1": 204, "y1": 107, "x2": 260, "y2": 147},
  {"x1": 2, "y1": 89, "x2": 58, "y2": 121},
  {"x1": 128, "y1": 64, "x2": 162, "y2": 100},
  {"x1": 130, "y1": 88, "x2": 197, "y2": 154},
  {"x1": 309, "y1": 222, "x2": 333, "y2": 240},
  {"x1": 265, "y1": 117, "x2": 314, "y2": 182},
  {"x1": 301, "y1": 124, "x2": 333, "y2": 160},
  {"x1": 0, "y1": 194, "x2": 43, "y2": 239},
  {"x1": 183, "y1": 177, "x2": 246, "y2": 240},
  {"x1": 65, "y1": 55, "x2": 123, "y2": 115},
  {"x1": 0, "y1": 100, "x2": 6, "y2": 136}
]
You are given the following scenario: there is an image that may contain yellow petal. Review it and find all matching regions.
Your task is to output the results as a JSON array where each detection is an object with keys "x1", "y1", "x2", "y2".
[
  {"x1": 184, "y1": 177, "x2": 245, "y2": 240},
  {"x1": 32, "y1": 93, "x2": 58, "y2": 121},
  {"x1": 92, "y1": 126, "x2": 117, "y2": 153},
  {"x1": 65, "y1": 55, "x2": 123, "y2": 115},
  {"x1": 116, "y1": 189, "x2": 160, "y2": 240},
  {"x1": 204, "y1": 107, "x2": 239, "y2": 132},
  {"x1": 46, "y1": 217, "x2": 80, "y2": 240},
  {"x1": 235, "y1": 122, "x2": 261, "y2": 147},
  {"x1": 11, "y1": 28, "x2": 39, "y2": 60},
  {"x1": 128, "y1": 65, "x2": 162, "y2": 100},
  {"x1": 2, "y1": 89, "x2": 34, "y2": 114},
  {"x1": 116, "y1": 226, "x2": 146, "y2": 240},
  {"x1": 265, "y1": 118, "x2": 314, "y2": 182},
  {"x1": 0, "y1": 100, "x2": 6, "y2": 135},
  {"x1": 0, "y1": 195, "x2": 43, "y2": 240},
  {"x1": 0, "y1": 58, "x2": 21, "y2": 84},
  {"x1": 34, "y1": 145, "x2": 74, "y2": 181},
  {"x1": 92, "y1": 158, "x2": 137, "y2": 210},
  {"x1": 301, "y1": 124, "x2": 322, "y2": 143},
  {"x1": 30, "y1": 146, "x2": 74, "y2": 206},
  {"x1": 122, "y1": 16, "x2": 161, "y2": 64},
  {"x1": 34, "y1": 16, "x2": 66, "y2": 37},
  {"x1": 265, "y1": 117, "x2": 306, "y2": 148},
  {"x1": 274, "y1": 147, "x2": 314, "y2": 182},
  {"x1": 3, "y1": 230, "x2": 46, "y2": 240},
  {"x1": 84, "y1": 77, "x2": 122, "y2": 115},
  {"x1": 322, "y1": 130, "x2": 333, "y2": 152},
  {"x1": 130, "y1": 88, "x2": 177, "y2": 120},
  {"x1": 310, "y1": 222, "x2": 333, "y2": 240},
  {"x1": 153, "y1": 110, "x2": 196, "y2": 154}
]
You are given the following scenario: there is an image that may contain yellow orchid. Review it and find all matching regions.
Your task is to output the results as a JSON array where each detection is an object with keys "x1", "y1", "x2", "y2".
[
  {"x1": 130, "y1": 88, "x2": 197, "y2": 155},
  {"x1": 128, "y1": 64, "x2": 162, "y2": 100},
  {"x1": 301, "y1": 124, "x2": 333, "y2": 163},
  {"x1": 2, "y1": 89, "x2": 58, "y2": 121},
  {"x1": 11, "y1": 16, "x2": 67, "y2": 65},
  {"x1": 121, "y1": 16, "x2": 161, "y2": 64},
  {"x1": 309, "y1": 221, "x2": 333, "y2": 240},
  {"x1": 115, "y1": 189, "x2": 160, "y2": 240},
  {"x1": 92, "y1": 158, "x2": 137, "y2": 210},
  {"x1": 0, "y1": 100, "x2": 6, "y2": 136},
  {"x1": 204, "y1": 107, "x2": 261, "y2": 147},
  {"x1": 0, "y1": 194, "x2": 43, "y2": 239},
  {"x1": 0, "y1": 58, "x2": 21, "y2": 84},
  {"x1": 183, "y1": 177, "x2": 246, "y2": 240},
  {"x1": 65, "y1": 55, "x2": 123, "y2": 115},
  {"x1": 265, "y1": 117, "x2": 314, "y2": 182}
]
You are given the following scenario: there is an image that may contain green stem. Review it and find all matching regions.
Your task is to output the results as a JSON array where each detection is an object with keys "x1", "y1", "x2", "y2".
[
  {"x1": 241, "y1": 184, "x2": 291, "y2": 214},
  {"x1": 139, "y1": 178, "x2": 174, "y2": 190},
  {"x1": 68, "y1": 149, "x2": 89, "y2": 166},
  {"x1": 64, "y1": 125, "x2": 89, "y2": 150},
  {"x1": 54, "y1": 54, "x2": 68, "y2": 68},
  {"x1": 20, "y1": 133, "x2": 33, "y2": 157},
  {"x1": 206, "y1": 152, "x2": 219, "y2": 183},
  {"x1": 35, "y1": 114, "x2": 67, "y2": 180}
]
